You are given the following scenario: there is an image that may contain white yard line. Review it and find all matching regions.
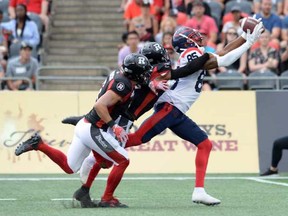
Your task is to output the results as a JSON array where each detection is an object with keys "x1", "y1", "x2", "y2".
[
  {"x1": 0, "y1": 176, "x2": 288, "y2": 181},
  {"x1": 0, "y1": 198, "x2": 17, "y2": 201},
  {"x1": 247, "y1": 177, "x2": 288, "y2": 187}
]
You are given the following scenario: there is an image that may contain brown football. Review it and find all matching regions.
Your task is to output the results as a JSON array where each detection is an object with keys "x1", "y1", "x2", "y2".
[{"x1": 239, "y1": 17, "x2": 259, "y2": 33}]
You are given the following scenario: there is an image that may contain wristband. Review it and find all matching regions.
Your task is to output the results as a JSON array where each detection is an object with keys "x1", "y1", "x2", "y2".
[{"x1": 107, "y1": 120, "x2": 116, "y2": 127}]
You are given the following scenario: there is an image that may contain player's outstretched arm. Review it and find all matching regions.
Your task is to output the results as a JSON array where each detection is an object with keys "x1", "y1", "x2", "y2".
[
  {"x1": 163, "y1": 53, "x2": 210, "y2": 80},
  {"x1": 204, "y1": 22, "x2": 264, "y2": 70},
  {"x1": 216, "y1": 36, "x2": 246, "y2": 56}
]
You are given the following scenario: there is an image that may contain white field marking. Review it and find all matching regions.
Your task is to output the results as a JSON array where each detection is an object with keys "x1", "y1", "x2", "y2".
[
  {"x1": 51, "y1": 197, "x2": 135, "y2": 201},
  {"x1": 247, "y1": 177, "x2": 288, "y2": 187},
  {"x1": 1, "y1": 176, "x2": 288, "y2": 181},
  {"x1": 0, "y1": 198, "x2": 17, "y2": 201}
]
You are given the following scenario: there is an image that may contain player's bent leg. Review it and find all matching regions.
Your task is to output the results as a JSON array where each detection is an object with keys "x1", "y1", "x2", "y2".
[
  {"x1": 99, "y1": 151, "x2": 129, "y2": 208},
  {"x1": 15, "y1": 133, "x2": 74, "y2": 174}
]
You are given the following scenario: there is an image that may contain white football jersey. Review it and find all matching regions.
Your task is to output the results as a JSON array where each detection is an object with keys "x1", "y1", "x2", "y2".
[{"x1": 156, "y1": 47, "x2": 206, "y2": 114}]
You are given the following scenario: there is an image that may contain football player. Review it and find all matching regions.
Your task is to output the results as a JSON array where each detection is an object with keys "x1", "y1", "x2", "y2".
[
  {"x1": 14, "y1": 53, "x2": 155, "y2": 208},
  {"x1": 125, "y1": 22, "x2": 264, "y2": 206}
]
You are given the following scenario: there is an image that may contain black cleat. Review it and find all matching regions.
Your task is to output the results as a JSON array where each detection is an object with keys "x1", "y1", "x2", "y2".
[
  {"x1": 99, "y1": 197, "x2": 128, "y2": 208},
  {"x1": 260, "y1": 168, "x2": 278, "y2": 176},
  {"x1": 73, "y1": 187, "x2": 98, "y2": 208},
  {"x1": 61, "y1": 116, "x2": 83, "y2": 126},
  {"x1": 15, "y1": 133, "x2": 42, "y2": 156}
]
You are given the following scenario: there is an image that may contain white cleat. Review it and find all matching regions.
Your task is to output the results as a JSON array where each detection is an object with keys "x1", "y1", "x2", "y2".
[{"x1": 192, "y1": 191, "x2": 221, "y2": 206}]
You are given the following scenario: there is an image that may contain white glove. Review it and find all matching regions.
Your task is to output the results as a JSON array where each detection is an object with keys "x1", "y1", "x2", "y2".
[
  {"x1": 241, "y1": 15, "x2": 263, "y2": 40},
  {"x1": 148, "y1": 79, "x2": 169, "y2": 95},
  {"x1": 245, "y1": 21, "x2": 264, "y2": 46},
  {"x1": 112, "y1": 124, "x2": 128, "y2": 144}
]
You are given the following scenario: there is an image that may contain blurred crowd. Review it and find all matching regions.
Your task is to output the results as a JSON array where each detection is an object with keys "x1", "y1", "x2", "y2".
[
  {"x1": 0, "y1": 0, "x2": 52, "y2": 90},
  {"x1": 118, "y1": 0, "x2": 288, "y2": 90}
]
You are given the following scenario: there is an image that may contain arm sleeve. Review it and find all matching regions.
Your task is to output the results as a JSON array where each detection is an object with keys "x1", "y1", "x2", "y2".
[
  {"x1": 170, "y1": 53, "x2": 210, "y2": 80},
  {"x1": 213, "y1": 42, "x2": 250, "y2": 67}
]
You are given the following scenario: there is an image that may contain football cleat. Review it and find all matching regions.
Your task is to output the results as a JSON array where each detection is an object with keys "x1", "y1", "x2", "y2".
[
  {"x1": 15, "y1": 133, "x2": 42, "y2": 156},
  {"x1": 260, "y1": 168, "x2": 278, "y2": 176},
  {"x1": 73, "y1": 187, "x2": 98, "y2": 208},
  {"x1": 192, "y1": 191, "x2": 221, "y2": 206},
  {"x1": 61, "y1": 116, "x2": 83, "y2": 126},
  {"x1": 98, "y1": 197, "x2": 128, "y2": 208}
]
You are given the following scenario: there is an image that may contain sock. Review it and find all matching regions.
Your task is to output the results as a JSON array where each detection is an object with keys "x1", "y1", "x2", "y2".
[
  {"x1": 101, "y1": 152, "x2": 130, "y2": 201},
  {"x1": 195, "y1": 139, "x2": 212, "y2": 187},
  {"x1": 37, "y1": 141, "x2": 74, "y2": 174},
  {"x1": 193, "y1": 187, "x2": 205, "y2": 194},
  {"x1": 83, "y1": 163, "x2": 101, "y2": 188}
]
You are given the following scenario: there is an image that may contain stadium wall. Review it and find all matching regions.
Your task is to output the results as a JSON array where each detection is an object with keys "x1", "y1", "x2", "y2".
[
  {"x1": 256, "y1": 91, "x2": 288, "y2": 173},
  {"x1": 0, "y1": 91, "x2": 263, "y2": 174}
]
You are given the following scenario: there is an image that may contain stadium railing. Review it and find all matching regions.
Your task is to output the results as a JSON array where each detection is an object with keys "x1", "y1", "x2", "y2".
[
  {"x1": 0, "y1": 77, "x2": 33, "y2": 89},
  {"x1": 36, "y1": 65, "x2": 111, "y2": 90}
]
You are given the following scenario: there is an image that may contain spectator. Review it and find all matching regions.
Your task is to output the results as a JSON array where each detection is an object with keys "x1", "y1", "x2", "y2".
[
  {"x1": 9, "y1": 0, "x2": 49, "y2": 31},
  {"x1": 155, "y1": 16, "x2": 177, "y2": 44},
  {"x1": 184, "y1": 0, "x2": 218, "y2": 45},
  {"x1": 131, "y1": 16, "x2": 155, "y2": 44},
  {"x1": 248, "y1": 30, "x2": 280, "y2": 74},
  {"x1": 281, "y1": 15, "x2": 288, "y2": 41},
  {"x1": 118, "y1": 31, "x2": 141, "y2": 66},
  {"x1": 221, "y1": 6, "x2": 244, "y2": 42},
  {"x1": 217, "y1": 27, "x2": 247, "y2": 73},
  {"x1": 254, "y1": 0, "x2": 283, "y2": 15},
  {"x1": 284, "y1": 0, "x2": 288, "y2": 15},
  {"x1": 163, "y1": 43, "x2": 177, "y2": 69},
  {"x1": 279, "y1": 40, "x2": 288, "y2": 73},
  {"x1": 134, "y1": 1, "x2": 159, "y2": 36},
  {"x1": 0, "y1": 10, "x2": 8, "y2": 72},
  {"x1": 0, "y1": 64, "x2": 4, "y2": 90},
  {"x1": 260, "y1": 136, "x2": 288, "y2": 176},
  {"x1": 5, "y1": 42, "x2": 38, "y2": 91},
  {"x1": 1, "y1": 4, "x2": 40, "y2": 48},
  {"x1": 255, "y1": 0, "x2": 282, "y2": 41},
  {"x1": 124, "y1": 0, "x2": 155, "y2": 29},
  {"x1": 162, "y1": 31, "x2": 173, "y2": 47}
]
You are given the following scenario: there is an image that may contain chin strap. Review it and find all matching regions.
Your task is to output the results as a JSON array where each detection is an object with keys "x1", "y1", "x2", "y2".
[{"x1": 179, "y1": 33, "x2": 204, "y2": 53}]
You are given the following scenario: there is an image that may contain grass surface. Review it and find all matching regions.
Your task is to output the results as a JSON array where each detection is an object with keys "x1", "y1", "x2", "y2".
[{"x1": 0, "y1": 174, "x2": 287, "y2": 216}]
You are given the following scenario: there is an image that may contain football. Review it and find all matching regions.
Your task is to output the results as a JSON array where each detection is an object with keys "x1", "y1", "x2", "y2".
[{"x1": 239, "y1": 17, "x2": 259, "y2": 33}]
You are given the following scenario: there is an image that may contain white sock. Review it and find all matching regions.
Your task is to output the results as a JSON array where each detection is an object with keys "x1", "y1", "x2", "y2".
[{"x1": 193, "y1": 187, "x2": 205, "y2": 194}]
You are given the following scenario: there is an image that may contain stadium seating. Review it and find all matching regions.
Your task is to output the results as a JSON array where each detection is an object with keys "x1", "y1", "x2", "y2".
[
  {"x1": 248, "y1": 70, "x2": 277, "y2": 90},
  {"x1": 216, "y1": 70, "x2": 244, "y2": 90},
  {"x1": 206, "y1": 1, "x2": 222, "y2": 28},
  {"x1": 280, "y1": 70, "x2": 288, "y2": 89},
  {"x1": 0, "y1": 0, "x2": 9, "y2": 22},
  {"x1": 224, "y1": 0, "x2": 253, "y2": 15}
]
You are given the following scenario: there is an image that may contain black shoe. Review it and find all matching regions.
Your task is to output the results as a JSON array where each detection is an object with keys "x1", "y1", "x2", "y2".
[
  {"x1": 61, "y1": 116, "x2": 83, "y2": 126},
  {"x1": 260, "y1": 168, "x2": 278, "y2": 176},
  {"x1": 15, "y1": 133, "x2": 42, "y2": 156},
  {"x1": 73, "y1": 187, "x2": 98, "y2": 208},
  {"x1": 99, "y1": 197, "x2": 128, "y2": 208}
]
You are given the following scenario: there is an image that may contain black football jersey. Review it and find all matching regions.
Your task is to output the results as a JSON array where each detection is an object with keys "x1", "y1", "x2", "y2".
[{"x1": 85, "y1": 70, "x2": 134, "y2": 129}]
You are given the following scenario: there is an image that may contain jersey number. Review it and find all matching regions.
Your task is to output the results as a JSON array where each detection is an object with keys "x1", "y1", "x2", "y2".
[
  {"x1": 186, "y1": 52, "x2": 198, "y2": 62},
  {"x1": 195, "y1": 71, "x2": 205, "y2": 93}
]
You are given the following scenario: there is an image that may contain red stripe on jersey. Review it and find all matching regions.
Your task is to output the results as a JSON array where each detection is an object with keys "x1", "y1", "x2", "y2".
[
  {"x1": 134, "y1": 91, "x2": 157, "y2": 118},
  {"x1": 180, "y1": 47, "x2": 203, "y2": 58}
]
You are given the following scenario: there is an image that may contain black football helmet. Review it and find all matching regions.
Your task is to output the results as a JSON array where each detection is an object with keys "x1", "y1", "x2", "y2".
[
  {"x1": 122, "y1": 53, "x2": 153, "y2": 85},
  {"x1": 172, "y1": 27, "x2": 204, "y2": 53},
  {"x1": 139, "y1": 42, "x2": 171, "y2": 65}
]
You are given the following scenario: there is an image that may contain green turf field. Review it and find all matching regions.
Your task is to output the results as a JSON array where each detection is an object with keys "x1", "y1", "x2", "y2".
[{"x1": 0, "y1": 174, "x2": 287, "y2": 216}]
